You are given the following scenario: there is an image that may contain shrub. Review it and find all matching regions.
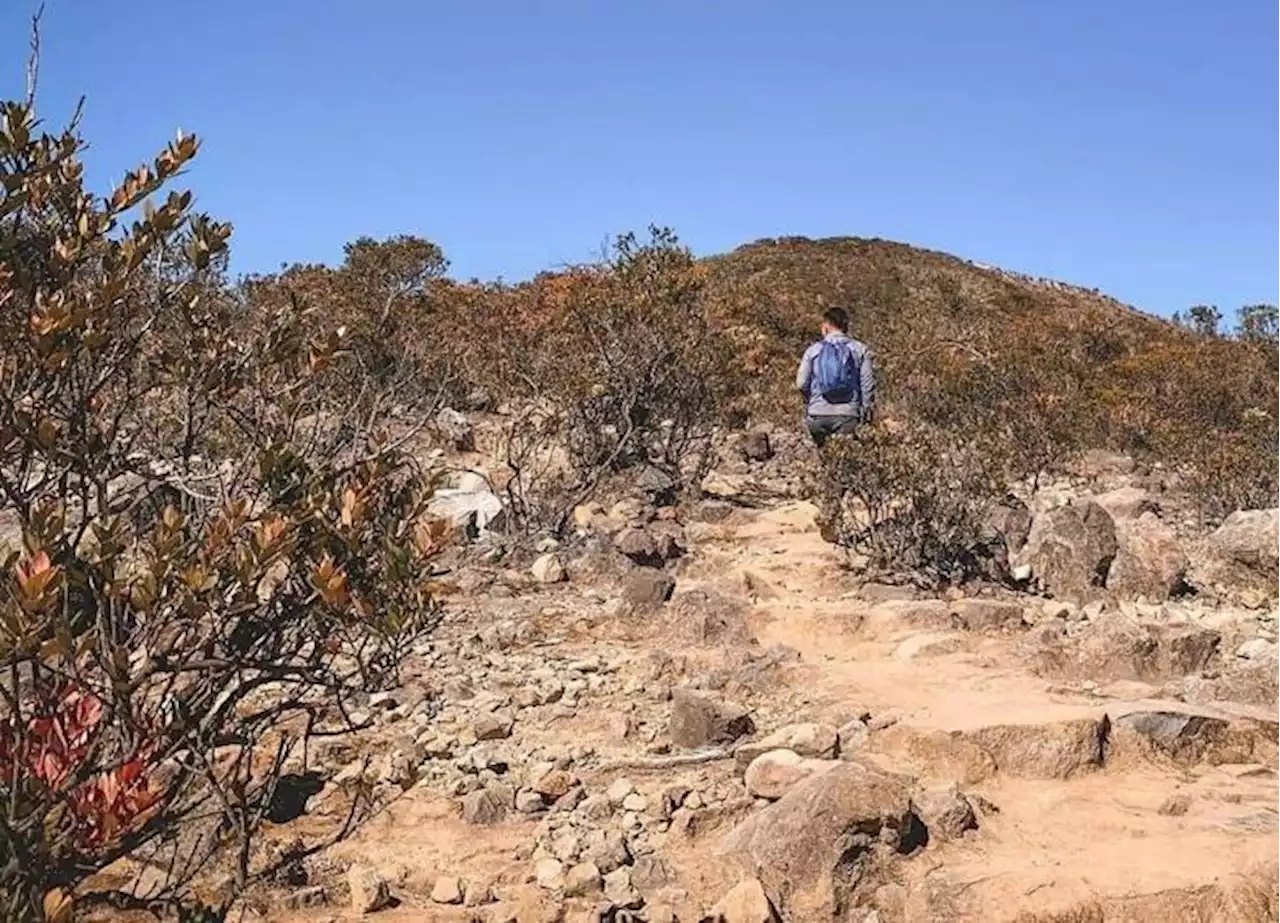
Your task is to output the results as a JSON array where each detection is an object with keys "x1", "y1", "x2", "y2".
[
  {"x1": 0, "y1": 96, "x2": 440, "y2": 920},
  {"x1": 819, "y1": 420, "x2": 1006, "y2": 587},
  {"x1": 488, "y1": 228, "x2": 751, "y2": 536}
]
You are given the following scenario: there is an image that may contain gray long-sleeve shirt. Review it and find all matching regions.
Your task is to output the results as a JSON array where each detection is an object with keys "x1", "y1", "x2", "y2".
[{"x1": 796, "y1": 332, "x2": 876, "y2": 418}]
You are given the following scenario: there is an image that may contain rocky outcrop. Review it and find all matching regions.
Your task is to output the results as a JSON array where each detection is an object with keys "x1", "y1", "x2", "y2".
[
  {"x1": 1190, "y1": 509, "x2": 1280, "y2": 603},
  {"x1": 722, "y1": 761, "x2": 923, "y2": 919},
  {"x1": 1015, "y1": 500, "x2": 1117, "y2": 602},
  {"x1": 668, "y1": 689, "x2": 755, "y2": 749},
  {"x1": 1027, "y1": 612, "x2": 1220, "y2": 684},
  {"x1": 1106, "y1": 512, "x2": 1188, "y2": 601}
]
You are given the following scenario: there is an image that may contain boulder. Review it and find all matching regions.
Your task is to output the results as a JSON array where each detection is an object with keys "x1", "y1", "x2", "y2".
[
  {"x1": 1014, "y1": 500, "x2": 1117, "y2": 602},
  {"x1": 623, "y1": 567, "x2": 676, "y2": 612},
  {"x1": 667, "y1": 589, "x2": 752, "y2": 646},
  {"x1": 1106, "y1": 512, "x2": 1188, "y2": 601},
  {"x1": 721, "y1": 761, "x2": 923, "y2": 920},
  {"x1": 530, "y1": 553, "x2": 566, "y2": 584},
  {"x1": 531, "y1": 769, "x2": 576, "y2": 801},
  {"x1": 743, "y1": 749, "x2": 835, "y2": 800},
  {"x1": 873, "y1": 718, "x2": 1107, "y2": 783},
  {"x1": 634, "y1": 465, "x2": 678, "y2": 505},
  {"x1": 1207, "y1": 509, "x2": 1279, "y2": 569},
  {"x1": 914, "y1": 786, "x2": 978, "y2": 841},
  {"x1": 347, "y1": 864, "x2": 391, "y2": 913},
  {"x1": 983, "y1": 500, "x2": 1033, "y2": 555},
  {"x1": 426, "y1": 481, "x2": 506, "y2": 539},
  {"x1": 472, "y1": 712, "x2": 514, "y2": 741},
  {"x1": 1191, "y1": 509, "x2": 1280, "y2": 601},
  {"x1": 669, "y1": 689, "x2": 755, "y2": 749},
  {"x1": 704, "y1": 878, "x2": 780, "y2": 923},
  {"x1": 533, "y1": 857, "x2": 565, "y2": 890},
  {"x1": 616, "y1": 527, "x2": 660, "y2": 565}
]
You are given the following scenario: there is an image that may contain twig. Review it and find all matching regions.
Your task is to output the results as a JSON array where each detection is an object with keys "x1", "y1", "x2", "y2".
[
  {"x1": 595, "y1": 747, "x2": 734, "y2": 772},
  {"x1": 25, "y1": 3, "x2": 44, "y2": 109}
]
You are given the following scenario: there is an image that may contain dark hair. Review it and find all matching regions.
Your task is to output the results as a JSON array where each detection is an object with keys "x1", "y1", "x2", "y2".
[{"x1": 822, "y1": 307, "x2": 849, "y2": 332}]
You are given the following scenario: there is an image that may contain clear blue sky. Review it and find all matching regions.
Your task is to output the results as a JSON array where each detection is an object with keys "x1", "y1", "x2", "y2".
[{"x1": 3, "y1": 0, "x2": 1276, "y2": 315}]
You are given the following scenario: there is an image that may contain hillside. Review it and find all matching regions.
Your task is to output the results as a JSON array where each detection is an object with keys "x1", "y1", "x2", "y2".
[{"x1": 699, "y1": 234, "x2": 1262, "y2": 398}]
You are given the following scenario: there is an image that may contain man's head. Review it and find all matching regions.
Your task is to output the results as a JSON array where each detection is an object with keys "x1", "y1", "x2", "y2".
[{"x1": 820, "y1": 307, "x2": 849, "y2": 336}]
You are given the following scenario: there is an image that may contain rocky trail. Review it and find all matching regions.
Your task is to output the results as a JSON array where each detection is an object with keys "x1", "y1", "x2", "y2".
[{"x1": 213, "y1": 467, "x2": 1280, "y2": 923}]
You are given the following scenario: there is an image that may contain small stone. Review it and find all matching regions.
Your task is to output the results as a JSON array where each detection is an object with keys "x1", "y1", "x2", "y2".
[
  {"x1": 347, "y1": 864, "x2": 391, "y2": 914},
  {"x1": 283, "y1": 886, "x2": 328, "y2": 910},
  {"x1": 551, "y1": 785, "x2": 587, "y2": 813},
  {"x1": 621, "y1": 792, "x2": 649, "y2": 813},
  {"x1": 741, "y1": 430, "x2": 773, "y2": 462},
  {"x1": 868, "y1": 711, "x2": 900, "y2": 731},
  {"x1": 461, "y1": 788, "x2": 508, "y2": 825},
  {"x1": 463, "y1": 879, "x2": 493, "y2": 907},
  {"x1": 531, "y1": 553, "x2": 566, "y2": 584},
  {"x1": 473, "y1": 713, "x2": 514, "y2": 741},
  {"x1": 837, "y1": 718, "x2": 869, "y2": 757},
  {"x1": 661, "y1": 783, "x2": 690, "y2": 816},
  {"x1": 683, "y1": 791, "x2": 704, "y2": 810},
  {"x1": 630, "y1": 855, "x2": 671, "y2": 891},
  {"x1": 533, "y1": 769, "x2": 576, "y2": 801},
  {"x1": 430, "y1": 876, "x2": 463, "y2": 905},
  {"x1": 668, "y1": 689, "x2": 755, "y2": 749},
  {"x1": 534, "y1": 857, "x2": 565, "y2": 890},
  {"x1": 367, "y1": 691, "x2": 400, "y2": 710},
  {"x1": 517, "y1": 789, "x2": 547, "y2": 813},
  {"x1": 1159, "y1": 792, "x2": 1192, "y2": 816},
  {"x1": 563, "y1": 861, "x2": 603, "y2": 897},
  {"x1": 706, "y1": 877, "x2": 778, "y2": 923},
  {"x1": 579, "y1": 793, "x2": 614, "y2": 820},
  {"x1": 583, "y1": 829, "x2": 630, "y2": 874},
  {"x1": 623, "y1": 567, "x2": 677, "y2": 611},
  {"x1": 607, "y1": 777, "x2": 636, "y2": 804},
  {"x1": 551, "y1": 833, "x2": 581, "y2": 862},
  {"x1": 603, "y1": 867, "x2": 641, "y2": 908}
]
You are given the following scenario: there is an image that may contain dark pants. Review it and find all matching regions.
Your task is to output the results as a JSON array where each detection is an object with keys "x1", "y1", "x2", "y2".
[{"x1": 806, "y1": 414, "x2": 860, "y2": 448}]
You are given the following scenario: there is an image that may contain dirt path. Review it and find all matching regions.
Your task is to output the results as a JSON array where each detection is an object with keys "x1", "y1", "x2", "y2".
[{"x1": 258, "y1": 498, "x2": 1277, "y2": 923}]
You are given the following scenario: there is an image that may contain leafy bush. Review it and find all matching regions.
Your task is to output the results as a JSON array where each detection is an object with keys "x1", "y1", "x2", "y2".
[{"x1": 0, "y1": 96, "x2": 440, "y2": 920}]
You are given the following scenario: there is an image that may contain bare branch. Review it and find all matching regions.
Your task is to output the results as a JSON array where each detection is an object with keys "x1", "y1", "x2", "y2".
[{"x1": 25, "y1": 3, "x2": 45, "y2": 109}]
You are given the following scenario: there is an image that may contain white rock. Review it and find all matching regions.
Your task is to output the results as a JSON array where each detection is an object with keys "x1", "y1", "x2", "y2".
[
  {"x1": 347, "y1": 864, "x2": 391, "y2": 913},
  {"x1": 1236, "y1": 638, "x2": 1276, "y2": 660},
  {"x1": 534, "y1": 857, "x2": 565, "y2": 890},
  {"x1": 606, "y1": 777, "x2": 635, "y2": 804},
  {"x1": 530, "y1": 553, "x2": 566, "y2": 584}
]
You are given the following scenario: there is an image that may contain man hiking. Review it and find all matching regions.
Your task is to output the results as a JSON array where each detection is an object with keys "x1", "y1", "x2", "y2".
[{"x1": 796, "y1": 307, "x2": 875, "y2": 448}]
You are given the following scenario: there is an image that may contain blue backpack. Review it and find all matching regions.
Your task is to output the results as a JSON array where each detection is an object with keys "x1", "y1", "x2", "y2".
[{"x1": 814, "y1": 340, "x2": 859, "y2": 404}]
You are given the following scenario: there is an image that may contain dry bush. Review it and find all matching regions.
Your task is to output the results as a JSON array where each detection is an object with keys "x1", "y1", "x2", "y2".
[
  {"x1": 819, "y1": 421, "x2": 1006, "y2": 587},
  {"x1": 0, "y1": 97, "x2": 441, "y2": 921},
  {"x1": 483, "y1": 228, "x2": 750, "y2": 537}
]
